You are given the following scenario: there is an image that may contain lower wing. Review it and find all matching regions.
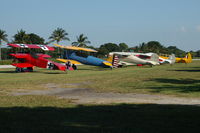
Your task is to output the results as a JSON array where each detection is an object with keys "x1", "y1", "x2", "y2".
[
  {"x1": 56, "y1": 58, "x2": 82, "y2": 65},
  {"x1": 11, "y1": 63, "x2": 34, "y2": 68}
]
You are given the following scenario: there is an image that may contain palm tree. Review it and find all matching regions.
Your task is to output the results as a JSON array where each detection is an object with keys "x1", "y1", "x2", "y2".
[
  {"x1": 49, "y1": 28, "x2": 70, "y2": 44},
  {"x1": 49, "y1": 28, "x2": 70, "y2": 57},
  {"x1": 0, "y1": 29, "x2": 8, "y2": 60},
  {"x1": 13, "y1": 29, "x2": 30, "y2": 44},
  {"x1": 72, "y1": 34, "x2": 91, "y2": 47}
]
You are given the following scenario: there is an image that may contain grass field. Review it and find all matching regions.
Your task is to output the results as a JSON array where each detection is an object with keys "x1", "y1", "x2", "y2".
[
  {"x1": 1, "y1": 61, "x2": 200, "y2": 96},
  {"x1": 0, "y1": 61, "x2": 200, "y2": 133}
]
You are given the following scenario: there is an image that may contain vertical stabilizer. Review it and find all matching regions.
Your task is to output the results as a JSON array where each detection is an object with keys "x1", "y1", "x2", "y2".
[
  {"x1": 185, "y1": 53, "x2": 192, "y2": 63},
  {"x1": 106, "y1": 54, "x2": 119, "y2": 67},
  {"x1": 169, "y1": 54, "x2": 176, "y2": 64}
]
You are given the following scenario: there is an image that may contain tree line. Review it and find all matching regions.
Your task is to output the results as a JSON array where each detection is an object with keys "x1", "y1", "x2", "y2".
[{"x1": 0, "y1": 28, "x2": 199, "y2": 60}]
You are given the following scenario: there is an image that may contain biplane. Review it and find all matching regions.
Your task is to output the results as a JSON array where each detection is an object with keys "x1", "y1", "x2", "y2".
[
  {"x1": 107, "y1": 52, "x2": 160, "y2": 67},
  {"x1": 175, "y1": 53, "x2": 192, "y2": 63},
  {"x1": 8, "y1": 44, "x2": 66, "y2": 72},
  {"x1": 54, "y1": 44, "x2": 112, "y2": 68}
]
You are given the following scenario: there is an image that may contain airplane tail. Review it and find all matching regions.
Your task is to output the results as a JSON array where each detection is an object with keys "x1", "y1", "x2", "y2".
[
  {"x1": 147, "y1": 53, "x2": 159, "y2": 65},
  {"x1": 169, "y1": 54, "x2": 176, "y2": 64},
  {"x1": 106, "y1": 54, "x2": 119, "y2": 67},
  {"x1": 185, "y1": 53, "x2": 192, "y2": 63}
]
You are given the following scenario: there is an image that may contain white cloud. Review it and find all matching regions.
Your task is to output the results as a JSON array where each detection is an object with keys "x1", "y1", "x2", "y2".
[
  {"x1": 180, "y1": 26, "x2": 187, "y2": 32},
  {"x1": 196, "y1": 25, "x2": 200, "y2": 32}
]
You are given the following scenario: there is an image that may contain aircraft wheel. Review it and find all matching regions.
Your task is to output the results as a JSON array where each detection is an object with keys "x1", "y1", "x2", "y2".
[
  {"x1": 27, "y1": 67, "x2": 33, "y2": 72},
  {"x1": 72, "y1": 64, "x2": 77, "y2": 70},
  {"x1": 16, "y1": 67, "x2": 23, "y2": 72}
]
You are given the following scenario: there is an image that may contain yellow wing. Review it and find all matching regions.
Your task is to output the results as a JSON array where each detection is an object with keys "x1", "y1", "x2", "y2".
[
  {"x1": 175, "y1": 57, "x2": 183, "y2": 63},
  {"x1": 54, "y1": 44, "x2": 97, "y2": 52},
  {"x1": 56, "y1": 58, "x2": 82, "y2": 65},
  {"x1": 159, "y1": 56, "x2": 169, "y2": 59}
]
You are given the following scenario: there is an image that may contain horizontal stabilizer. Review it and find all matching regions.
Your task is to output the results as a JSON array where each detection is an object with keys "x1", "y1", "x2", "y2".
[{"x1": 103, "y1": 61, "x2": 112, "y2": 67}]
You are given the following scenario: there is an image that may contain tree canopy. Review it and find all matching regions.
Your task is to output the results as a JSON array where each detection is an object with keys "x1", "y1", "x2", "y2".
[
  {"x1": 72, "y1": 34, "x2": 91, "y2": 47},
  {"x1": 119, "y1": 43, "x2": 128, "y2": 51},
  {"x1": 131, "y1": 41, "x2": 186, "y2": 57},
  {"x1": 12, "y1": 29, "x2": 45, "y2": 44},
  {"x1": 28, "y1": 33, "x2": 45, "y2": 44},
  {"x1": 0, "y1": 29, "x2": 8, "y2": 60},
  {"x1": 49, "y1": 28, "x2": 70, "y2": 44}
]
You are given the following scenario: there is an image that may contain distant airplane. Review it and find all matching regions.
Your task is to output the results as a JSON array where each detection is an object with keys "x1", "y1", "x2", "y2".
[
  {"x1": 8, "y1": 43, "x2": 66, "y2": 72},
  {"x1": 159, "y1": 54, "x2": 176, "y2": 64},
  {"x1": 54, "y1": 44, "x2": 112, "y2": 68},
  {"x1": 176, "y1": 53, "x2": 192, "y2": 63},
  {"x1": 107, "y1": 52, "x2": 160, "y2": 67}
]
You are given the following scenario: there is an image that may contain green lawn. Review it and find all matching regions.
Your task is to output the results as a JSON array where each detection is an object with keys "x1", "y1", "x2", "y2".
[
  {"x1": 1, "y1": 62, "x2": 200, "y2": 133},
  {"x1": 0, "y1": 61, "x2": 200, "y2": 97}
]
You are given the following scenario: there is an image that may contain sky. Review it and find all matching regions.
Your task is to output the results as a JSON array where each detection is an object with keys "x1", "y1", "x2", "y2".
[{"x1": 0, "y1": 0, "x2": 200, "y2": 51}]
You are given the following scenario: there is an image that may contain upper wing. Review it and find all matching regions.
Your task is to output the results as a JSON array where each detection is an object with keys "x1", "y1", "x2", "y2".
[
  {"x1": 54, "y1": 44, "x2": 97, "y2": 52},
  {"x1": 8, "y1": 44, "x2": 55, "y2": 51}
]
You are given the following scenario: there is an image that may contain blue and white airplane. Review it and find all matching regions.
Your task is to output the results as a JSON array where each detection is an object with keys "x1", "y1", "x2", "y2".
[{"x1": 54, "y1": 44, "x2": 112, "y2": 69}]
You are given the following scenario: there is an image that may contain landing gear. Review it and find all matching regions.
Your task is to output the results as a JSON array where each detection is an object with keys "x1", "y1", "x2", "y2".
[
  {"x1": 15, "y1": 67, "x2": 33, "y2": 72},
  {"x1": 15, "y1": 67, "x2": 24, "y2": 72},
  {"x1": 27, "y1": 67, "x2": 33, "y2": 72},
  {"x1": 72, "y1": 64, "x2": 77, "y2": 70}
]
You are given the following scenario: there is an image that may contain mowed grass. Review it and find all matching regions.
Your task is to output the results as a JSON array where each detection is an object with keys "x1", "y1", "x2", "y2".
[
  {"x1": 1, "y1": 61, "x2": 200, "y2": 97},
  {"x1": 1, "y1": 62, "x2": 200, "y2": 133}
]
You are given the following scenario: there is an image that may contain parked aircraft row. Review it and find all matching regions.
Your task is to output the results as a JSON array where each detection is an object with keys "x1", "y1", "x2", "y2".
[{"x1": 7, "y1": 43, "x2": 192, "y2": 72}]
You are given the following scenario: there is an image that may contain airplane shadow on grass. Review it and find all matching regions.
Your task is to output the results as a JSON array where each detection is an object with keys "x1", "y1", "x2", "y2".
[
  {"x1": 172, "y1": 69, "x2": 200, "y2": 72},
  {"x1": 0, "y1": 70, "x2": 64, "y2": 74},
  {"x1": 0, "y1": 104, "x2": 200, "y2": 133},
  {"x1": 147, "y1": 78, "x2": 200, "y2": 93},
  {"x1": 168, "y1": 67, "x2": 200, "y2": 72},
  {"x1": 0, "y1": 70, "x2": 16, "y2": 73},
  {"x1": 76, "y1": 67, "x2": 112, "y2": 71}
]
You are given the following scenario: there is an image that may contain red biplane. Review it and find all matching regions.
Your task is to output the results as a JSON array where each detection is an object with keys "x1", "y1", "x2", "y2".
[{"x1": 8, "y1": 44, "x2": 66, "y2": 72}]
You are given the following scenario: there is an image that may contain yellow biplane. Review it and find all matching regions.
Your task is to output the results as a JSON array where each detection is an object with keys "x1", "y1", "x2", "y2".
[
  {"x1": 54, "y1": 44, "x2": 112, "y2": 68},
  {"x1": 176, "y1": 53, "x2": 192, "y2": 63}
]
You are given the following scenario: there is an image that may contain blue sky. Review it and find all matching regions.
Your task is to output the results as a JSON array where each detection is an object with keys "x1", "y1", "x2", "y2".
[{"x1": 0, "y1": 0, "x2": 200, "y2": 51}]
